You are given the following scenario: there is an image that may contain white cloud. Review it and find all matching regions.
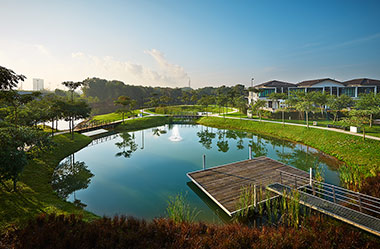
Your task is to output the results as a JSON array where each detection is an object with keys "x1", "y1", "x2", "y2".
[
  {"x1": 0, "y1": 39, "x2": 189, "y2": 90},
  {"x1": 71, "y1": 49, "x2": 189, "y2": 86}
]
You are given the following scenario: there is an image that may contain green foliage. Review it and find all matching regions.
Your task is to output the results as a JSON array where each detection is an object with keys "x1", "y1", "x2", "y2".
[
  {"x1": 327, "y1": 94, "x2": 355, "y2": 122},
  {"x1": 0, "y1": 126, "x2": 51, "y2": 191},
  {"x1": 166, "y1": 193, "x2": 200, "y2": 223},
  {"x1": 250, "y1": 99, "x2": 266, "y2": 119}
]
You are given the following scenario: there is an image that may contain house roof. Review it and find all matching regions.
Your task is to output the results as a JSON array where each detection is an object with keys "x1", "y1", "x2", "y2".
[
  {"x1": 344, "y1": 78, "x2": 380, "y2": 86},
  {"x1": 297, "y1": 78, "x2": 342, "y2": 87},
  {"x1": 254, "y1": 80, "x2": 296, "y2": 88}
]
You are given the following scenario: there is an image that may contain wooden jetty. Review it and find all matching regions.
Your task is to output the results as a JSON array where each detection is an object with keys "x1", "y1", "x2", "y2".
[{"x1": 187, "y1": 156, "x2": 309, "y2": 216}]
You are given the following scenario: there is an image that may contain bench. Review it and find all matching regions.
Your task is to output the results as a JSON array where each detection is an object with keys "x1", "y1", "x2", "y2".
[{"x1": 327, "y1": 124, "x2": 349, "y2": 130}]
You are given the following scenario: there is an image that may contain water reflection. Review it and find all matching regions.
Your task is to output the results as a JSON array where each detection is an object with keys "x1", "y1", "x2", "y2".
[
  {"x1": 197, "y1": 127, "x2": 216, "y2": 150},
  {"x1": 52, "y1": 154, "x2": 94, "y2": 207},
  {"x1": 115, "y1": 132, "x2": 138, "y2": 158}
]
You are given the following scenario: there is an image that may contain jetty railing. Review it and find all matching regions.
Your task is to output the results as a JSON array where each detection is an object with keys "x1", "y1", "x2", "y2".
[{"x1": 276, "y1": 169, "x2": 380, "y2": 218}]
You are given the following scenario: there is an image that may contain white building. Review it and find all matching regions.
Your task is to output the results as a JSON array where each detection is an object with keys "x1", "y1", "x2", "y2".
[
  {"x1": 248, "y1": 78, "x2": 380, "y2": 111},
  {"x1": 33, "y1": 78, "x2": 44, "y2": 91}
]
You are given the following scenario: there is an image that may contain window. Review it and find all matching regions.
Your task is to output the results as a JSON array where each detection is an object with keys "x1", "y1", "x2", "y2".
[
  {"x1": 332, "y1": 87, "x2": 338, "y2": 96},
  {"x1": 307, "y1": 87, "x2": 323, "y2": 93},
  {"x1": 324, "y1": 87, "x2": 331, "y2": 94},
  {"x1": 339, "y1": 87, "x2": 355, "y2": 97},
  {"x1": 258, "y1": 88, "x2": 275, "y2": 97},
  {"x1": 358, "y1": 87, "x2": 375, "y2": 95}
]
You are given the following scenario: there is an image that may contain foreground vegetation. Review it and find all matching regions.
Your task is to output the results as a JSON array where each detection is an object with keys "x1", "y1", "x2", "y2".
[
  {"x1": 1, "y1": 214, "x2": 378, "y2": 249},
  {"x1": 198, "y1": 117, "x2": 380, "y2": 191},
  {"x1": 0, "y1": 133, "x2": 97, "y2": 230}
]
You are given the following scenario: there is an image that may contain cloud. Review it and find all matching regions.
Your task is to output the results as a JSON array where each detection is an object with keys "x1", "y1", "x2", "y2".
[{"x1": 71, "y1": 49, "x2": 189, "y2": 86}]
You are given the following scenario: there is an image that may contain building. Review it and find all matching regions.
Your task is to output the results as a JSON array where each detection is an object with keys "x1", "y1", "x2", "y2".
[
  {"x1": 248, "y1": 78, "x2": 380, "y2": 111},
  {"x1": 33, "y1": 78, "x2": 44, "y2": 91}
]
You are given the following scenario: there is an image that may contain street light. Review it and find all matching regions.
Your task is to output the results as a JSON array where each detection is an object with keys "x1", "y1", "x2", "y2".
[{"x1": 251, "y1": 77, "x2": 254, "y2": 88}]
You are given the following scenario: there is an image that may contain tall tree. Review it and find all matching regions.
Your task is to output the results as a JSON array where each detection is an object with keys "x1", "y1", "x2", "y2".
[
  {"x1": 293, "y1": 92, "x2": 317, "y2": 128},
  {"x1": 327, "y1": 94, "x2": 355, "y2": 123},
  {"x1": 114, "y1": 96, "x2": 136, "y2": 123},
  {"x1": 62, "y1": 81, "x2": 84, "y2": 137},
  {"x1": 251, "y1": 99, "x2": 266, "y2": 120}
]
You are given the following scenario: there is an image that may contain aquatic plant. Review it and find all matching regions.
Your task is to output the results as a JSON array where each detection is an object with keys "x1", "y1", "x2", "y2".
[{"x1": 166, "y1": 193, "x2": 200, "y2": 223}]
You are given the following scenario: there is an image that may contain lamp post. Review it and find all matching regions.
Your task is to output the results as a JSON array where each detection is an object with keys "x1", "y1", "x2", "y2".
[{"x1": 251, "y1": 77, "x2": 254, "y2": 88}]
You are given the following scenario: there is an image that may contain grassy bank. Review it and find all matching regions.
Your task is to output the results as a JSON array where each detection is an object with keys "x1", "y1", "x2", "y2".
[
  {"x1": 198, "y1": 117, "x2": 380, "y2": 189},
  {"x1": 0, "y1": 133, "x2": 98, "y2": 230},
  {"x1": 115, "y1": 116, "x2": 172, "y2": 132},
  {"x1": 149, "y1": 105, "x2": 235, "y2": 115},
  {"x1": 92, "y1": 110, "x2": 143, "y2": 123}
]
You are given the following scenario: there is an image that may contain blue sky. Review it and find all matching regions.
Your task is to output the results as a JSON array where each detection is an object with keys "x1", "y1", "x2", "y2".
[{"x1": 1, "y1": 0, "x2": 380, "y2": 89}]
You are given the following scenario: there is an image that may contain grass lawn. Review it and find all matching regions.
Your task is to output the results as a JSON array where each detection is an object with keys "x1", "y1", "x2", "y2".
[
  {"x1": 198, "y1": 116, "x2": 380, "y2": 189},
  {"x1": 149, "y1": 105, "x2": 235, "y2": 115},
  {"x1": 92, "y1": 110, "x2": 144, "y2": 122},
  {"x1": 0, "y1": 133, "x2": 98, "y2": 230},
  {"x1": 115, "y1": 116, "x2": 172, "y2": 132},
  {"x1": 246, "y1": 116, "x2": 380, "y2": 138}
]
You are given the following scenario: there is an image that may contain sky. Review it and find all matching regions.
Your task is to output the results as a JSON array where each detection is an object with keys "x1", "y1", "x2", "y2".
[{"x1": 1, "y1": 0, "x2": 380, "y2": 90}]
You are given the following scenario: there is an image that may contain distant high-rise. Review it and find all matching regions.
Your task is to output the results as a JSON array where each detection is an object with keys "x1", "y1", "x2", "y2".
[{"x1": 33, "y1": 78, "x2": 44, "y2": 91}]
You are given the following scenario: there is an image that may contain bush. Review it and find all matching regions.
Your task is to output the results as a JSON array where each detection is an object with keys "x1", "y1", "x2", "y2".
[{"x1": 1, "y1": 214, "x2": 378, "y2": 249}]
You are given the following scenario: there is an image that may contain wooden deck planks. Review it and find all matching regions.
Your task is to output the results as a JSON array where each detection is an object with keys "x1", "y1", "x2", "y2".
[{"x1": 187, "y1": 156, "x2": 309, "y2": 216}]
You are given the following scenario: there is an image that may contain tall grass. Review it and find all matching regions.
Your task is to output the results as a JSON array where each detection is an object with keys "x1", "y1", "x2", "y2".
[
  {"x1": 166, "y1": 193, "x2": 200, "y2": 223},
  {"x1": 235, "y1": 185, "x2": 307, "y2": 229}
]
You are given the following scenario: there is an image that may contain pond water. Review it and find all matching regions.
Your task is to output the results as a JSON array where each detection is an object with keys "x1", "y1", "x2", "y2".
[{"x1": 53, "y1": 124, "x2": 341, "y2": 223}]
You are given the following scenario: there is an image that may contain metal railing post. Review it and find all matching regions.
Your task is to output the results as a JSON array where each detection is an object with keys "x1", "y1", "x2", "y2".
[
  {"x1": 249, "y1": 145, "x2": 252, "y2": 160},
  {"x1": 309, "y1": 168, "x2": 313, "y2": 186},
  {"x1": 254, "y1": 185, "x2": 257, "y2": 208},
  {"x1": 332, "y1": 186, "x2": 336, "y2": 203},
  {"x1": 203, "y1": 154, "x2": 206, "y2": 170},
  {"x1": 358, "y1": 195, "x2": 362, "y2": 212}
]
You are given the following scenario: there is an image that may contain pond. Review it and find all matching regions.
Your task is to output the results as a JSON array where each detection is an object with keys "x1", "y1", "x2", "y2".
[{"x1": 52, "y1": 124, "x2": 341, "y2": 223}]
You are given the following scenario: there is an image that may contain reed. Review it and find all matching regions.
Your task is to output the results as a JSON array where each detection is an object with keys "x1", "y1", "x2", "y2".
[{"x1": 166, "y1": 193, "x2": 200, "y2": 223}]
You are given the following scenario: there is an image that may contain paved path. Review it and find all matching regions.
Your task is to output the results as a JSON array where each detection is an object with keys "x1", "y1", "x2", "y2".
[{"x1": 214, "y1": 115, "x2": 380, "y2": 141}]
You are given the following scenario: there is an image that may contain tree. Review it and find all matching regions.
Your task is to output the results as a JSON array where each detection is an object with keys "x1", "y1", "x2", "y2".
[
  {"x1": 341, "y1": 110, "x2": 371, "y2": 140},
  {"x1": 0, "y1": 66, "x2": 26, "y2": 90},
  {"x1": 197, "y1": 95, "x2": 214, "y2": 115},
  {"x1": 114, "y1": 96, "x2": 136, "y2": 123},
  {"x1": 0, "y1": 126, "x2": 51, "y2": 191},
  {"x1": 312, "y1": 92, "x2": 329, "y2": 118},
  {"x1": 355, "y1": 93, "x2": 380, "y2": 127},
  {"x1": 233, "y1": 96, "x2": 247, "y2": 119},
  {"x1": 0, "y1": 91, "x2": 41, "y2": 126},
  {"x1": 251, "y1": 99, "x2": 266, "y2": 120},
  {"x1": 327, "y1": 94, "x2": 355, "y2": 123},
  {"x1": 294, "y1": 92, "x2": 317, "y2": 128},
  {"x1": 62, "y1": 81, "x2": 85, "y2": 136}
]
